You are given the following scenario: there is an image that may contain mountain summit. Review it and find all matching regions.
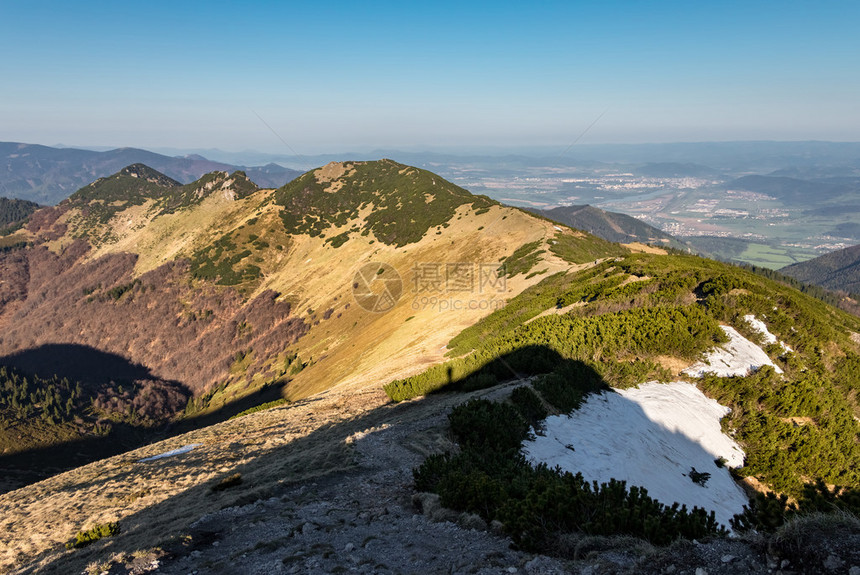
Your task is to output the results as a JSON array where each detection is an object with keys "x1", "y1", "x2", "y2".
[{"x1": 274, "y1": 159, "x2": 497, "y2": 247}]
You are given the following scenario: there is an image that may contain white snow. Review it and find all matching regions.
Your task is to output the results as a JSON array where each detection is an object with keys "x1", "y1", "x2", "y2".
[
  {"x1": 138, "y1": 443, "x2": 203, "y2": 462},
  {"x1": 743, "y1": 314, "x2": 792, "y2": 353},
  {"x1": 683, "y1": 325, "x2": 782, "y2": 378},
  {"x1": 523, "y1": 381, "x2": 748, "y2": 528}
]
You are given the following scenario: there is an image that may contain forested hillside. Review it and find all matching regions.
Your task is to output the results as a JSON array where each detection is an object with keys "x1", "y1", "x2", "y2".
[
  {"x1": 0, "y1": 197, "x2": 40, "y2": 236},
  {"x1": 781, "y1": 243, "x2": 860, "y2": 294},
  {"x1": 389, "y1": 250, "x2": 860, "y2": 548},
  {"x1": 533, "y1": 204, "x2": 687, "y2": 249}
]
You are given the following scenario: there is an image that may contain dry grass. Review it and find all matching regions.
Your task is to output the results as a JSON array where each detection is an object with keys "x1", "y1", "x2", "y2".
[
  {"x1": 0, "y1": 385, "x2": 391, "y2": 573},
  {"x1": 768, "y1": 510, "x2": 860, "y2": 565},
  {"x1": 0, "y1": 375, "x2": 530, "y2": 574},
  {"x1": 653, "y1": 355, "x2": 692, "y2": 377},
  {"x1": 623, "y1": 242, "x2": 667, "y2": 255}
]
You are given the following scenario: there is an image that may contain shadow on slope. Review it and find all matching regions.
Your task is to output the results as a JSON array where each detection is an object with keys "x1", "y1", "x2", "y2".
[
  {"x1": 0, "y1": 343, "x2": 292, "y2": 494},
  {"x1": 2, "y1": 343, "x2": 159, "y2": 384},
  {"x1": 15, "y1": 385, "x2": 409, "y2": 574},
  {"x1": 385, "y1": 344, "x2": 611, "y2": 402},
  {"x1": 20, "y1": 348, "x2": 752, "y2": 573}
]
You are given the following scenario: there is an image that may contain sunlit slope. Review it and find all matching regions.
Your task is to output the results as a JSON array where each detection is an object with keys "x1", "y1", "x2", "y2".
[
  {"x1": 390, "y1": 251, "x2": 860, "y2": 497},
  {"x1": 5, "y1": 160, "x2": 626, "y2": 407}
]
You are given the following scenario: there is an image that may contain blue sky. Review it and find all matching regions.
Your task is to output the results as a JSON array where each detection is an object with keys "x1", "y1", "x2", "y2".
[{"x1": 1, "y1": 0, "x2": 858, "y2": 153}]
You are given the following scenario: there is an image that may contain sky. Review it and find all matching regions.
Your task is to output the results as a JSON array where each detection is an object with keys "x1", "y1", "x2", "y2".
[{"x1": 1, "y1": 0, "x2": 859, "y2": 154}]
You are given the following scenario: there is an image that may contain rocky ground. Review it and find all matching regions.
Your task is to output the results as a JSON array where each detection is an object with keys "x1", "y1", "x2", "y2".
[{"x1": 76, "y1": 383, "x2": 860, "y2": 575}]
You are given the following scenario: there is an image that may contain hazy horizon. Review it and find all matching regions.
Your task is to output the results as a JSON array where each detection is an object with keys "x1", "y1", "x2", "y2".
[{"x1": 2, "y1": 1, "x2": 859, "y2": 153}]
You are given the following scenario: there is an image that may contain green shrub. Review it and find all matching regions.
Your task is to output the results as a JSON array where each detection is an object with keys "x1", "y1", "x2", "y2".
[
  {"x1": 65, "y1": 522, "x2": 120, "y2": 549},
  {"x1": 510, "y1": 386, "x2": 547, "y2": 428},
  {"x1": 448, "y1": 399, "x2": 529, "y2": 454},
  {"x1": 731, "y1": 481, "x2": 860, "y2": 532},
  {"x1": 229, "y1": 398, "x2": 289, "y2": 419},
  {"x1": 499, "y1": 241, "x2": 545, "y2": 278},
  {"x1": 414, "y1": 394, "x2": 726, "y2": 551},
  {"x1": 689, "y1": 468, "x2": 711, "y2": 486}
]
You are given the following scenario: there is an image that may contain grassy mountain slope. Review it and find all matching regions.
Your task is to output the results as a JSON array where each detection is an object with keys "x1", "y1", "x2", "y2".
[
  {"x1": 391, "y1": 251, "x2": 860, "y2": 496},
  {"x1": 388, "y1": 250, "x2": 860, "y2": 557},
  {"x1": 0, "y1": 160, "x2": 621, "y2": 489},
  {"x1": 780, "y1": 243, "x2": 860, "y2": 294}
]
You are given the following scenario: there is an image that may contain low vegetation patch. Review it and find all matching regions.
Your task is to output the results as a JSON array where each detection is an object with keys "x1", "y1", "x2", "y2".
[
  {"x1": 66, "y1": 522, "x2": 120, "y2": 549},
  {"x1": 229, "y1": 398, "x2": 289, "y2": 419},
  {"x1": 189, "y1": 232, "x2": 262, "y2": 286},
  {"x1": 414, "y1": 386, "x2": 726, "y2": 551},
  {"x1": 549, "y1": 231, "x2": 627, "y2": 264},
  {"x1": 498, "y1": 241, "x2": 545, "y2": 278}
]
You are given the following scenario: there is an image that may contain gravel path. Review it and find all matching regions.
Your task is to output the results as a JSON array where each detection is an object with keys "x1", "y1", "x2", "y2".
[
  {"x1": 52, "y1": 383, "x2": 860, "y2": 575},
  {"x1": 152, "y1": 386, "x2": 572, "y2": 575}
]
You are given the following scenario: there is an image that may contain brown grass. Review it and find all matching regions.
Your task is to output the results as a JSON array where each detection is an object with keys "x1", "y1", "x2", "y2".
[
  {"x1": 653, "y1": 355, "x2": 692, "y2": 377},
  {"x1": 0, "y1": 385, "x2": 387, "y2": 573},
  {"x1": 622, "y1": 242, "x2": 667, "y2": 255},
  {"x1": 0, "y1": 376, "x2": 533, "y2": 574}
]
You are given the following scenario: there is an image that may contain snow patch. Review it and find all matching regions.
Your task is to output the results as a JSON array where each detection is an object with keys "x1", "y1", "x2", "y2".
[
  {"x1": 743, "y1": 314, "x2": 792, "y2": 353},
  {"x1": 138, "y1": 443, "x2": 203, "y2": 462},
  {"x1": 523, "y1": 381, "x2": 748, "y2": 528},
  {"x1": 683, "y1": 325, "x2": 782, "y2": 378}
]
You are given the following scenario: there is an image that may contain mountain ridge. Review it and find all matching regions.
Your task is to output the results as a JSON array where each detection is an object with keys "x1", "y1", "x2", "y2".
[
  {"x1": 0, "y1": 159, "x2": 612, "y2": 490},
  {"x1": 2, "y1": 160, "x2": 860, "y2": 574},
  {"x1": 0, "y1": 142, "x2": 301, "y2": 205}
]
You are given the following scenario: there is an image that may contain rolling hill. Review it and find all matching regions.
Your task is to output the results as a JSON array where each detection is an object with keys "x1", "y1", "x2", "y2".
[
  {"x1": 780, "y1": 243, "x2": 860, "y2": 294},
  {"x1": 532, "y1": 204, "x2": 688, "y2": 250},
  {"x1": 1, "y1": 160, "x2": 860, "y2": 574},
  {"x1": 0, "y1": 142, "x2": 301, "y2": 205},
  {"x1": 725, "y1": 174, "x2": 855, "y2": 205}
]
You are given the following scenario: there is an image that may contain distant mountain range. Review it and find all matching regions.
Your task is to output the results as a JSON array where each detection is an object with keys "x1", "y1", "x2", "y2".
[
  {"x1": 726, "y1": 174, "x2": 858, "y2": 205},
  {"x1": 0, "y1": 142, "x2": 301, "y2": 205}
]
